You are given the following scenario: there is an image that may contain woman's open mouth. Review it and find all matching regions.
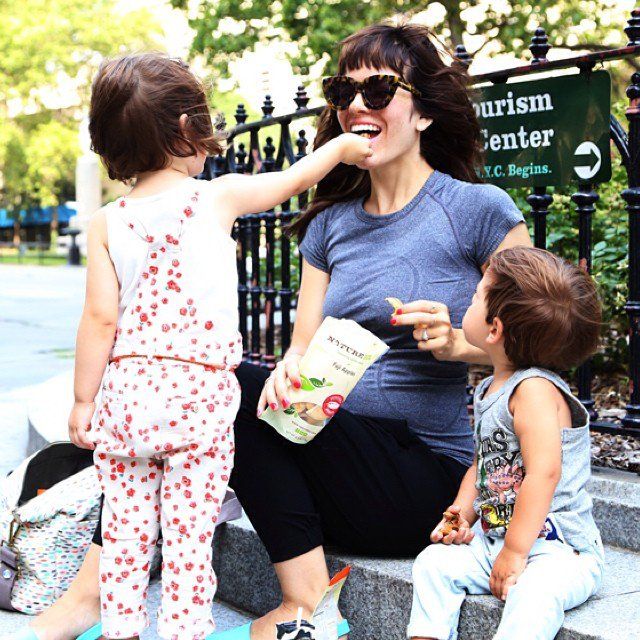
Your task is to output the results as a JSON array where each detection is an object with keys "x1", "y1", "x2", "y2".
[{"x1": 350, "y1": 123, "x2": 382, "y2": 140}]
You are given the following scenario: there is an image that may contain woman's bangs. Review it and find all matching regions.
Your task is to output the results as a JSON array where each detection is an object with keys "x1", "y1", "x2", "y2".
[{"x1": 337, "y1": 34, "x2": 407, "y2": 78}]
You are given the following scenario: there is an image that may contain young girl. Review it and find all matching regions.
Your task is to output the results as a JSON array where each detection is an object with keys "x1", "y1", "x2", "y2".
[
  {"x1": 67, "y1": 52, "x2": 371, "y2": 640},
  {"x1": 408, "y1": 246, "x2": 605, "y2": 640}
]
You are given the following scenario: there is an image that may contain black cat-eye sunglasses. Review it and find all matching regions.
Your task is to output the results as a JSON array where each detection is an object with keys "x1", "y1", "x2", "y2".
[{"x1": 322, "y1": 74, "x2": 422, "y2": 111}]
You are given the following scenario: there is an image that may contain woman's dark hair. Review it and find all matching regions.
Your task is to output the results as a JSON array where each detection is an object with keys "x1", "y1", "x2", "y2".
[
  {"x1": 89, "y1": 52, "x2": 225, "y2": 183},
  {"x1": 291, "y1": 21, "x2": 484, "y2": 238}
]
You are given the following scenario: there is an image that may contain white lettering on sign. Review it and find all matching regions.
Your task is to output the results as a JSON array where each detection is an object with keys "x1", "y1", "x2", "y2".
[
  {"x1": 473, "y1": 91, "x2": 554, "y2": 119},
  {"x1": 480, "y1": 126, "x2": 555, "y2": 151}
]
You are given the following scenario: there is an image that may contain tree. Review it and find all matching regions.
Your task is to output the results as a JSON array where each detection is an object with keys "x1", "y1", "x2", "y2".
[
  {"x1": 0, "y1": 0, "x2": 162, "y2": 232},
  {"x1": 172, "y1": 0, "x2": 636, "y2": 77}
]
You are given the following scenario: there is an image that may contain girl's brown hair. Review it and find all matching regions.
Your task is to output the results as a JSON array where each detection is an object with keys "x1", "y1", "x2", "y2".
[
  {"x1": 89, "y1": 53, "x2": 225, "y2": 183},
  {"x1": 291, "y1": 21, "x2": 484, "y2": 238},
  {"x1": 485, "y1": 247, "x2": 602, "y2": 370}
]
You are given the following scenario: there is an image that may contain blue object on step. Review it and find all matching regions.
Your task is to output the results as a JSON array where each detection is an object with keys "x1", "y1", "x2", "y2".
[
  {"x1": 207, "y1": 622, "x2": 251, "y2": 639},
  {"x1": 76, "y1": 623, "x2": 102, "y2": 640},
  {"x1": 206, "y1": 618, "x2": 350, "y2": 639},
  {"x1": 6, "y1": 628, "x2": 39, "y2": 640}
]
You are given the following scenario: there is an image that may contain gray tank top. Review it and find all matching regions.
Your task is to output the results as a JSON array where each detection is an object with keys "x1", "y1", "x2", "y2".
[{"x1": 473, "y1": 367, "x2": 604, "y2": 563}]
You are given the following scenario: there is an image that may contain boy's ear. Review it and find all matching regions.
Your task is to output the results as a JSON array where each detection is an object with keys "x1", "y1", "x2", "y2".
[
  {"x1": 179, "y1": 113, "x2": 189, "y2": 131},
  {"x1": 486, "y1": 316, "x2": 504, "y2": 345}
]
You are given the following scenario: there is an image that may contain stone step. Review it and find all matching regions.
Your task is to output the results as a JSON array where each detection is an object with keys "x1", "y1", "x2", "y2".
[
  {"x1": 212, "y1": 515, "x2": 640, "y2": 640},
  {"x1": 26, "y1": 371, "x2": 640, "y2": 554}
]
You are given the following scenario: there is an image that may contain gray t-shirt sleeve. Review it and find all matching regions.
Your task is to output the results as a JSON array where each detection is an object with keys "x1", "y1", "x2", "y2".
[
  {"x1": 298, "y1": 212, "x2": 329, "y2": 273},
  {"x1": 470, "y1": 185, "x2": 526, "y2": 267}
]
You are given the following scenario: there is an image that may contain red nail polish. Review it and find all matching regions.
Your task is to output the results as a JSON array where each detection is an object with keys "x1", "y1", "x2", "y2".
[
  {"x1": 396, "y1": 309, "x2": 403, "y2": 315},
  {"x1": 293, "y1": 381, "x2": 301, "y2": 389},
  {"x1": 390, "y1": 317, "x2": 397, "y2": 325},
  {"x1": 270, "y1": 403, "x2": 278, "y2": 411},
  {"x1": 282, "y1": 399, "x2": 290, "y2": 408}
]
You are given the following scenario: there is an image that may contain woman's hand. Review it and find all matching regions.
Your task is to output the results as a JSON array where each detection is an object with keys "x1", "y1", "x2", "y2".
[
  {"x1": 390, "y1": 300, "x2": 457, "y2": 361},
  {"x1": 430, "y1": 505, "x2": 475, "y2": 545},
  {"x1": 68, "y1": 401, "x2": 96, "y2": 450},
  {"x1": 257, "y1": 353, "x2": 303, "y2": 417}
]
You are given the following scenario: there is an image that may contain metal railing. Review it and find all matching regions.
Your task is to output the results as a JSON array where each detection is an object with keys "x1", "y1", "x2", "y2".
[{"x1": 197, "y1": 8, "x2": 640, "y2": 438}]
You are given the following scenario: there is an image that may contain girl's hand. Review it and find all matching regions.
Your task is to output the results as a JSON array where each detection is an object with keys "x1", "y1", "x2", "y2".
[
  {"x1": 257, "y1": 353, "x2": 303, "y2": 417},
  {"x1": 390, "y1": 300, "x2": 456, "y2": 361},
  {"x1": 430, "y1": 505, "x2": 475, "y2": 545},
  {"x1": 490, "y1": 547, "x2": 528, "y2": 601},
  {"x1": 68, "y1": 401, "x2": 96, "y2": 450},
  {"x1": 336, "y1": 133, "x2": 373, "y2": 165}
]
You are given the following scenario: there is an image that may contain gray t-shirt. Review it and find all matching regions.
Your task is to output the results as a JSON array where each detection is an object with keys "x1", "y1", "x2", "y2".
[{"x1": 298, "y1": 170, "x2": 524, "y2": 465}]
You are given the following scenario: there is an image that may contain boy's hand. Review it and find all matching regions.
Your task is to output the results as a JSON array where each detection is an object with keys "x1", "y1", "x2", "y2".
[
  {"x1": 68, "y1": 401, "x2": 96, "y2": 450},
  {"x1": 490, "y1": 547, "x2": 527, "y2": 601},
  {"x1": 336, "y1": 133, "x2": 373, "y2": 165},
  {"x1": 430, "y1": 505, "x2": 475, "y2": 545}
]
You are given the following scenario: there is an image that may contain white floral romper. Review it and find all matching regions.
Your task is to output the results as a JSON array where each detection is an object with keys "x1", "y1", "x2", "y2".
[{"x1": 92, "y1": 182, "x2": 242, "y2": 640}]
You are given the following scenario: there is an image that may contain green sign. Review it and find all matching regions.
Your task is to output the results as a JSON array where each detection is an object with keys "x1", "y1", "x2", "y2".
[{"x1": 475, "y1": 70, "x2": 611, "y2": 187}]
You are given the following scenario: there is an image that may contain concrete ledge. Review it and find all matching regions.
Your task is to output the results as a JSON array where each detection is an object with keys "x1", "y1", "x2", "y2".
[{"x1": 213, "y1": 516, "x2": 640, "y2": 640}]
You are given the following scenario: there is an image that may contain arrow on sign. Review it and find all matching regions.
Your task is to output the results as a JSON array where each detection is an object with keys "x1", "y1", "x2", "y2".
[{"x1": 574, "y1": 141, "x2": 602, "y2": 180}]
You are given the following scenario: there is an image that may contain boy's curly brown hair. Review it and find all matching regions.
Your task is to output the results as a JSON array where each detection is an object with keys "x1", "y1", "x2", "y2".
[{"x1": 485, "y1": 246, "x2": 602, "y2": 370}]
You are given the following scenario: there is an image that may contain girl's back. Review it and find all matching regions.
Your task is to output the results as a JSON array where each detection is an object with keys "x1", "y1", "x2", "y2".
[{"x1": 104, "y1": 177, "x2": 241, "y2": 368}]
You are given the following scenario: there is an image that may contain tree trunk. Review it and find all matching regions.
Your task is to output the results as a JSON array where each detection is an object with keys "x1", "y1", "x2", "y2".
[{"x1": 442, "y1": 0, "x2": 465, "y2": 48}]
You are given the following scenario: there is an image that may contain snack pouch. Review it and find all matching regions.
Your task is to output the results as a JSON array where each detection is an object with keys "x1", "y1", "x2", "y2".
[
  {"x1": 262, "y1": 317, "x2": 389, "y2": 444},
  {"x1": 311, "y1": 567, "x2": 350, "y2": 640}
]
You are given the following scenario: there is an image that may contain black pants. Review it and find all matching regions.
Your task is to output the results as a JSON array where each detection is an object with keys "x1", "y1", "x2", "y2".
[{"x1": 93, "y1": 363, "x2": 468, "y2": 562}]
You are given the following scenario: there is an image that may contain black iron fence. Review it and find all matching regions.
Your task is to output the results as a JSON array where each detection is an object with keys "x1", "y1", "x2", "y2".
[{"x1": 197, "y1": 8, "x2": 640, "y2": 438}]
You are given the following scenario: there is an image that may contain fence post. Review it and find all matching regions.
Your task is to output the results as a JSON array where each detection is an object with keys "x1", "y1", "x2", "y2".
[
  {"x1": 262, "y1": 137, "x2": 277, "y2": 370},
  {"x1": 572, "y1": 185, "x2": 598, "y2": 418},
  {"x1": 525, "y1": 27, "x2": 552, "y2": 249},
  {"x1": 622, "y1": 10, "x2": 640, "y2": 429}
]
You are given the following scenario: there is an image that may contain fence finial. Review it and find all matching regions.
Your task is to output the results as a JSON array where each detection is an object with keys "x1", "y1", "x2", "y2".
[
  {"x1": 625, "y1": 7, "x2": 640, "y2": 46},
  {"x1": 296, "y1": 130, "x2": 308, "y2": 160},
  {"x1": 529, "y1": 27, "x2": 550, "y2": 63},
  {"x1": 235, "y1": 142, "x2": 247, "y2": 173},
  {"x1": 454, "y1": 44, "x2": 472, "y2": 69},
  {"x1": 295, "y1": 85, "x2": 310, "y2": 111},
  {"x1": 262, "y1": 95, "x2": 275, "y2": 118},
  {"x1": 234, "y1": 104, "x2": 248, "y2": 125}
]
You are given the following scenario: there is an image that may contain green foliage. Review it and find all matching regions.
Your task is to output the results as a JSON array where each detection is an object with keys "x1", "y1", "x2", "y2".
[
  {"x1": 172, "y1": 0, "x2": 635, "y2": 82},
  {"x1": 0, "y1": 0, "x2": 162, "y2": 217}
]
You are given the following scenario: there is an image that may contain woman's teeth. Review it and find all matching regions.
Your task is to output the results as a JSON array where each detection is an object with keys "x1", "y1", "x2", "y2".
[{"x1": 350, "y1": 124, "x2": 381, "y2": 139}]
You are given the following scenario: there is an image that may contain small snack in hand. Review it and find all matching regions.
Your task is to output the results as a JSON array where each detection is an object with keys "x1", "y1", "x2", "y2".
[
  {"x1": 440, "y1": 510, "x2": 461, "y2": 536},
  {"x1": 385, "y1": 297, "x2": 404, "y2": 313}
]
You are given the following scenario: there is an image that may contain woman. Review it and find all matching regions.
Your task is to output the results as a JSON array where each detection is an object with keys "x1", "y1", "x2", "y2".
[{"x1": 22, "y1": 21, "x2": 531, "y2": 640}]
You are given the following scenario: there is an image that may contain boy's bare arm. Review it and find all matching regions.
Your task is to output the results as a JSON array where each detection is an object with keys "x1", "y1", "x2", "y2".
[
  {"x1": 451, "y1": 462, "x2": 480, "y2": 524},
  {"x1": 504, "y1": 377, "x2": 563, "y2": 557},
  {"x1": 489, "y1": 377, "x2": 563, "y2": 599}
]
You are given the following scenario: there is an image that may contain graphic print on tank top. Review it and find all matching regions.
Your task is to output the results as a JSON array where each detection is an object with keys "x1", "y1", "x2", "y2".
[
  {"x1": 110, "y1": 189, "x2": 242, "y2": 367},
  {"x1": 474, "y1": 416, "x2": 564, "y2": 542}
]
